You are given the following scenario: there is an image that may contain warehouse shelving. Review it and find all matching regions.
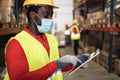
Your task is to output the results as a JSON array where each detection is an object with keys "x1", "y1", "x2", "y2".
[
  {"x1": 0, "y1": 0, "x2": 24, "y2": 66},
  {"x1": 73, "y1": 0, "x2": 120, "y2": 73},
  {"x1": 0, "y1": 0, "x2": 24, "y2": 36},
  {"x1": 0, "y1": 28, "x2": 22, "y2": 36},
  {"x1": 84, "y1": 27, "x2": 120, "y2": 33}
]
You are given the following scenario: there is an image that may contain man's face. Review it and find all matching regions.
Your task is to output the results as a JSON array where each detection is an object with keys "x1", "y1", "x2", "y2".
[
  {"x1": 38, "y1": 6, "x2": 53, "y2": 18},
  {"x1": 35, "y1": 5, "x2": 54, "y2": 25}
]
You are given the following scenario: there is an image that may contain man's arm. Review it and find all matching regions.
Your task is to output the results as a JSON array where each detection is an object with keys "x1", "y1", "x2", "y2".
[{"x1": 5, "y1": 39, "x2": 57, "y2": 80}]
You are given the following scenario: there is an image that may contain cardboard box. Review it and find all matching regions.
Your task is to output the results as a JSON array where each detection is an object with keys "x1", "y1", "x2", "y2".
[
  {"x1": 55, "y1": 31, "x2": 65, "y2": 47},
  {"x1": 87, "y1": 13, "x2": 93, "y2": 19},
  {"x1": 103, "y1": 42, "x2": 110, "y2": 51},
  {"x1": 83, "y1": 46, "x2": 96, "y2": 53},
  {"x1": 98, "y1": 51, "x2": 117, "y2": 69},
  {"x1": 114, "y1": 59, "x2": 120, "y2": 75},
  {"x1": 19, "y1": 12, "x2": 28, "y2": 25},
  {"x1": 98, "y1": 51, "x2": 109, "y2": 69},
  {"x1": 0, "y1": 0, "x2": 13, "y2": 7},
  {"x1": 0, "y1": 7, "x2": 11, "y2": 23},
  {"x1": 92, "y1": 11, "x2": 105, "y2": 20}
]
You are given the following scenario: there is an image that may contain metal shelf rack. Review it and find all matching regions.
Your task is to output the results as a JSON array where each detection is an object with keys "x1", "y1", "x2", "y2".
[{"x1": 73, "y1": 0, "x2": 119, "y2": 73}]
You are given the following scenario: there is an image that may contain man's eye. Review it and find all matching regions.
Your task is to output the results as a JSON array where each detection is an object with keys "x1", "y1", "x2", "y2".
[
  {"x1": 43, "y1": 13, "x2": 48, "y2": 18},
  {"x1": 43, "y1": 12, "x2": 53, "y2": 18}
]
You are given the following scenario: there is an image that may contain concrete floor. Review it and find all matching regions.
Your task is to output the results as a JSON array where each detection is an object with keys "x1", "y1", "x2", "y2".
[{"x1": 59, "y1": 46, "x2": 120, "y2": 80}]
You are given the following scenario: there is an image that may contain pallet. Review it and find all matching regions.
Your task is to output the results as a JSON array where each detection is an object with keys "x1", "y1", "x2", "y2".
[
  {"x1": 97, "y1": 51, "x2": 117, "y2": 70},
  {"x1": 114, "y1": 59, "x2": 120, "y2": 76}
]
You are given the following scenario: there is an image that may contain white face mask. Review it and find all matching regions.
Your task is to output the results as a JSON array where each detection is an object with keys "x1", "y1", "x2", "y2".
[{"x1": 33, "y1": 13, "x2": 53, "y2": 33}]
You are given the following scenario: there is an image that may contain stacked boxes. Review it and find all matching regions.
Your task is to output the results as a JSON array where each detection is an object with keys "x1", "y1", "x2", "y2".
[
  {"x1": 0, "y1": 0, "x2": 16, "y2": 28},
  {"x1": 18, "y1": 12, "x2": 28, "y2": 28},
  {"x1": 84, "y1": 11, "x2": 120, "y2": 28},
  {"x1": 0, "y1": 0, "x2": 13, "y2": 7},
  {"x1": 86, "y1": 11, "x2": 105, "y2": 28},
  {"x1": 0, "y1": 0, "x2": 14, "y2": 24},
  {"x1": 0, "y1": 0, "x2": 26, "y2": 29},
  {"x1": 0, "y1": 7, "x2": 11, "y2": 24},
  {"x1": 55, "y1": 31, "x2": 65, "y2": 47}
]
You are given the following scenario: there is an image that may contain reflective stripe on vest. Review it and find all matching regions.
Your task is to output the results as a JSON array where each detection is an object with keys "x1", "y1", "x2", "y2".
[
  {"x1": 71, "y1": 25, "x2": 80, "y2": 40},
  {"x1": 47, "y1": 69, "x2": 62, "y2": 80},
  {"x1": 4, "y1": 31, "x2": 63, "y2": 80}
]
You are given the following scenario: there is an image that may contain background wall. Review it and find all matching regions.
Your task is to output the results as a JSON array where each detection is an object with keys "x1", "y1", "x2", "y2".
[{"x1": 52, "y1": 0, "x2": 73, "y2": 35}]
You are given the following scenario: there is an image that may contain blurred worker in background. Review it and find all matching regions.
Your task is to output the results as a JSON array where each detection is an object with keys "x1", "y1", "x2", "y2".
[
  {"x1": 4, "y1": 0, "x2": 90, "y2": 80},
  {"x1": 64, "y1": 23, "x2": 71, "y2": 46},
  {"x1": 71, "y1": 19, "x2": 81, "y2": 56}
]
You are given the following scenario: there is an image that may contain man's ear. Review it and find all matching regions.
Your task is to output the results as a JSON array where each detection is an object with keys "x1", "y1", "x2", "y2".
[{"x1": 29, "y1": 11, "x2": 36, "y2": 20}]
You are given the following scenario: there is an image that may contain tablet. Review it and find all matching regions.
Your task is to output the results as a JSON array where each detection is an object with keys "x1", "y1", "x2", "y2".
[{"x1": 68, "y1": 49, "x2": 100, "y2": 75}]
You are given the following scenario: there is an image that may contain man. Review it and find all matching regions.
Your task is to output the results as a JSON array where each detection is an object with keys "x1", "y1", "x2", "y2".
[
  {"x1": 71, "y1": 19, "x2": 80, "y2": 56},
  {"x1": 4, "y1": 0, "x2": 89, "y2": 80},
  {"x1": 64, "y1": 23, "x2": 71, "y2": 46}
]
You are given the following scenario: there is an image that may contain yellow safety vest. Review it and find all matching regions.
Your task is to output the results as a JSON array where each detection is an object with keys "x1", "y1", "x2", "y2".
[
  {"x1": 4, "y1": 31, "x2": 63, "y2": 80},
  {"x1": 71, "y1": 25, "x2": 80, "y2": 40},
  {"x1": 64, "y1": 30, "x2": 70, "y2": 35}
]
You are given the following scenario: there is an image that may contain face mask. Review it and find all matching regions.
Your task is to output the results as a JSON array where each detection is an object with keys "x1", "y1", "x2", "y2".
[
  {"x1": 33, "y1": 13, "x2": 53, "y2": 33},
  {"x1": 37, "y1": 19, "x2": 53, "y2": 33}
]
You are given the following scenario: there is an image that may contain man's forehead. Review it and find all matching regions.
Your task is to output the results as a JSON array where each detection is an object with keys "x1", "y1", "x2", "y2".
[
  {"x1": 38, "y1": 5, "x2": 53, "y2": 12},
  {"x1": 38, "y1": 5, "x2": 53, "y2": 9}
]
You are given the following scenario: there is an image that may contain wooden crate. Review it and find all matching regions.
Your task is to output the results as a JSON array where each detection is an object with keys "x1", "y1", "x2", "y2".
[
  {"x1": 94, "y1": 54, "x2": 100, "y2": 63},
  {"x1": 98, "y1": 51, "x2": 109, "y2": 69},
  {"x1": 83, "y1": 46, "x2": 99, "y2": 62},
  {"x1": 114, "y1": 59, "x2": 120, "y2": 76},
  {"x1": 83, "y1": 46, "x2": 96, "y2": 53},
  {"x1": 98, "y1": 51, "x2": 117, "y2": 69},
  {"x1": 92, "y1": 11, "x2": 105, "y2": 20}
]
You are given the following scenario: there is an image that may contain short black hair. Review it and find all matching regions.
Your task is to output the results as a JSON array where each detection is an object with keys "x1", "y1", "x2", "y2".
[{"x1": 25, "y1": 6, "x2": 41, "y2": 22}]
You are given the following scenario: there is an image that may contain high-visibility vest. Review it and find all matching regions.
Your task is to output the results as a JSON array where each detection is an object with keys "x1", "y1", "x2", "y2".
[
  {"x1": 4, "y1": 31, "x2": 63, "y2": 80},
  {"x1": 71, "y1": 25, "x2": 80, "y2": 40},
  {"x1": 64, "y1": 30, "x2": 70, "y2": 35}
]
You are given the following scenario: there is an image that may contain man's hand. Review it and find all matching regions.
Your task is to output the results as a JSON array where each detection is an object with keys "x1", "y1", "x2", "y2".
[
  {"x1": 55, "y1": 55, "x2": 78, "y2": 69},
  {"x1": 58, "y1": 55, "x2": 78, "y2": 66},
  {"x1": 55, "y1": 54, "x2": 90, "y2": 69},
  {"x1": 55, "y1": 60, "x2": 71, "y2": 69},
  {"x1": 78, "y1": 53, "x2": 90, "y2": 63},
  {"x1": 76, "y1": 53, "x2": 90, "y2": 68}
]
